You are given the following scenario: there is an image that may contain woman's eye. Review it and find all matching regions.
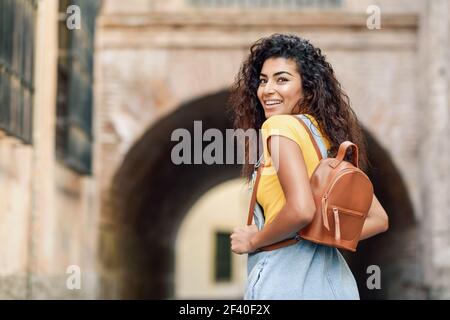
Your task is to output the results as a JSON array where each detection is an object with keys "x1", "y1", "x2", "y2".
[{"x1": 258, "y1": 77, "x2": 288, "y2": 85}]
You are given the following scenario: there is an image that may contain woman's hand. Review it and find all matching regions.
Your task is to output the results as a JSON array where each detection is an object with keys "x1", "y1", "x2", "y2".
[{"x1": 230, "y1": 225, "x2": 259, "y2": 254}]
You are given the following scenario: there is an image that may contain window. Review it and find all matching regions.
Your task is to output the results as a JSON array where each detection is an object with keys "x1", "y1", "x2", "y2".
[
  {"x1": 214, "y1": 231, "x2": 232, "y2": 282},
  {"x1": 0, "y1": 0, "x2": 37, "y2": 144},
  {"x1": 56, "y1": 0, "x2": 99, "y2": 175}
]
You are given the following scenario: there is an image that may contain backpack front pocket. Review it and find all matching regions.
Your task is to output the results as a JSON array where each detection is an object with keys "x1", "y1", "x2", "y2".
[{"x1": 329, "y1": 206, "x2": 365, "y2": 241}]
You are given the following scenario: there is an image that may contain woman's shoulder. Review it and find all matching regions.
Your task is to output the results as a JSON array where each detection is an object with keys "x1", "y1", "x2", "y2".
[
  {"x1": 261, "y1": 114, "x2": 316, "y2": 137},
  {"x1": 261, "y1": 114, "x2": 304, "y2": 130},
  {"x1": 260, "y1": 114, "x2": 313, "y2": 149}
]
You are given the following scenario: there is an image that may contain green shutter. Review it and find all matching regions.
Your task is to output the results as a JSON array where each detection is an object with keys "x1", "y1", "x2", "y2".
[
  {"x1": 0, "y1": 0, "x2": 37, "y2": 144},
  {"x1": 215, "y1": 232, "x2": 232, "y2": 282},
  {"x1": 56, "y1": 0, "x2": 99, "y2": 175}
]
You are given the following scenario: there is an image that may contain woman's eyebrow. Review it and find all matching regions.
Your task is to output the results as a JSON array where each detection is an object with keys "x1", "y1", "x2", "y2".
[{"x1": 259, "y1": 71, "x2": 294, "y2": 77}]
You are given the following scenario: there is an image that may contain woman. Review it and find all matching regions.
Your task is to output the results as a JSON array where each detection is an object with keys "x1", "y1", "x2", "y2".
[{"x1": 228, "y1": 34, "x2": 389, "y2": 300}]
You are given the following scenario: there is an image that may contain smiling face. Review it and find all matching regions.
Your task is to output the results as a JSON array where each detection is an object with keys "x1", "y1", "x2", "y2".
[{"x1": 257, "y1": 57, "x2": 303, "y2": 118}]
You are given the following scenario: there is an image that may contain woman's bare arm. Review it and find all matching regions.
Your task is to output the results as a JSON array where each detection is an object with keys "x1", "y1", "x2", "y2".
[
  {"x1": 249, "y1": 135, "x2": 316, "y2": 251},
  {"x1": 359, "y1": 194, "x2": 389, "y2": 240},
  {"x1": 233, "y1": 133, "x2": 388, "y2": 254}
]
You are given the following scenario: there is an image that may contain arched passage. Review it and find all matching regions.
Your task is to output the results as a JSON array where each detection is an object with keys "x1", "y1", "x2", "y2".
[
  {"x1": 111, "y1": 90, "x2": 419, "y2": 299},
  {"x1": 111, "y1": 90, "x2": 242, "y2": 299}
]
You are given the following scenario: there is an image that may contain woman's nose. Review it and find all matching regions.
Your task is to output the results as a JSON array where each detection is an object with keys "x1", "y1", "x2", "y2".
[{"x1": 263, "y1": 80, "x2": 276, "y2": 94}]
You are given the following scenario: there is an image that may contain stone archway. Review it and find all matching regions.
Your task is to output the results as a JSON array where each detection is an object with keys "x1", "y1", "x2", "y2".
[
  {"x1": 111, "y1": 90, "x2": 242, "y2": 299},
  {"x1": 111, "y1": 90, "x2": 419, "y2": 299}
]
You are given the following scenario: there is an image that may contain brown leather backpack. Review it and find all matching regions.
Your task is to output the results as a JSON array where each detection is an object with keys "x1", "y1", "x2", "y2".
[{"x1": 247, "y1": 117, "x2": 374, "y2": 252}]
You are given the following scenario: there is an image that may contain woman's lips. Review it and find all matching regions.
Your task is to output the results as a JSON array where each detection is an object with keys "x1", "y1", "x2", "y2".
[{"x1": 264, "y1": 102, "x2": 282, "y2": 109}]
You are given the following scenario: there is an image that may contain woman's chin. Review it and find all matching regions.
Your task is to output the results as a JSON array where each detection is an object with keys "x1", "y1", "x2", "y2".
[{"x1": 264, "y1": 109, "x2": 282, "y2": 118}]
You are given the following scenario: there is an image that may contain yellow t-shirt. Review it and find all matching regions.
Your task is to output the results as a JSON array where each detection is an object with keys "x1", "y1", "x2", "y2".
[{"x1": 257, "y1": 114, "x2": 331, "y2": 225}]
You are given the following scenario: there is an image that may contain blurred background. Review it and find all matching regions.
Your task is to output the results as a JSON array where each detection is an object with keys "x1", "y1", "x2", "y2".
[{"x1": 0, "y1": 0, "x2": 449, "y2": 299}]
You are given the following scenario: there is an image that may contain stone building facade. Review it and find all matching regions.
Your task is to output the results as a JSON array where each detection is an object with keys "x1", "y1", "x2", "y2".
[{"x1": 0, "y1": 0, "x2": 99, "y2": 298}]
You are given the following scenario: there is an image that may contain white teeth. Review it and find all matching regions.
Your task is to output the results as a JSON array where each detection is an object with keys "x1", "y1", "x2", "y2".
[{"x1": 265, "y1": 100, "x2": 282, "y2": 106}]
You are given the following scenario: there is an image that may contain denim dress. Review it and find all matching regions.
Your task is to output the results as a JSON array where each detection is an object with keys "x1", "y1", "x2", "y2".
[{"x1": 244, "y1": 115, "x2": 360, "y2": 300}]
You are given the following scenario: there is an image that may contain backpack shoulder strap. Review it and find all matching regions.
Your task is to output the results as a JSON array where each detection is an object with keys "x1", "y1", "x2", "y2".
[
  {"x1": 292, "y1": 115, "x2": 326, "y2": 160},
  {"x1": 247, "y1": 164, "x2": 263, "y2": 226}
]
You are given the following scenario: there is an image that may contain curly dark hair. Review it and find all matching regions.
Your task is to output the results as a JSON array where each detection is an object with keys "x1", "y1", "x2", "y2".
[{"x1": 227, "y1": 33, "x2": 369, "y2": 181}]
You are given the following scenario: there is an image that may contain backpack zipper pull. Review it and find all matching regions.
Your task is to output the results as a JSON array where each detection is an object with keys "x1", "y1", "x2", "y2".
[
  {"x1": 322, "y1": 194, "x2": 330, "y2": 231},
  {"x1": 333, "y1": 207, "x2": 341, "y2": 240}
]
